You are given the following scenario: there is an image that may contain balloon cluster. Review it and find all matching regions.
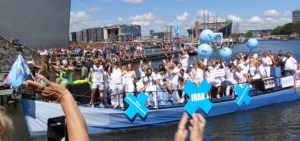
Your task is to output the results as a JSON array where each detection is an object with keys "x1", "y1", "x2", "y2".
[
  {"x1": 197, "y1": 29, "x2": 233, "y2": 60},
  {"x1": 197, "y1": 29, "x2": 214, "y2": 59}
]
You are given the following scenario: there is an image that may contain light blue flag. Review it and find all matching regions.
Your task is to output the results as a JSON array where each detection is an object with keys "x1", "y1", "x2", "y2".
[
  {"x1": 173, "y1": 20, "x2": 180, "y2": 38},
  {"x1": 6, "y1": 54, "x2": 31, "y2": 87}
]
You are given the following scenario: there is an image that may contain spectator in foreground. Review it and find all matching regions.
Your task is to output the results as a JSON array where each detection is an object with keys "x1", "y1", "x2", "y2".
[
  {"x1": 174, "y1": 113, "x2": 205, "y2": 141},
  {"x1": 23, "y1": 75, "x2": 89, "y2": 141},
  {"x1": 0, "y1": 106, "x2": 13, "y2": 141}
]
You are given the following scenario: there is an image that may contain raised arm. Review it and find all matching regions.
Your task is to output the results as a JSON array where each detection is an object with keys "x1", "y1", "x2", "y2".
[{"x1": 23, "y1": 75, "x2": 89, "y2": 141}]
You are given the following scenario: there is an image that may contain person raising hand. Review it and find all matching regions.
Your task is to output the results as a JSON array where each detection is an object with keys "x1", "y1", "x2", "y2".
[{"x1": 23, "y1": 75, "x2": 89, "y2": 141}]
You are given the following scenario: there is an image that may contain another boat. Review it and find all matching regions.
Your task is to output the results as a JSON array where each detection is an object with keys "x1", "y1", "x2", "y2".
[{"x1": 21, "y1": 85, "x2": 300, "y2": 137}]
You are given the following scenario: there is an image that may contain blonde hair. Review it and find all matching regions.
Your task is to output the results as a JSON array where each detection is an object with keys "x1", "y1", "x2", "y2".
[{"x1": 0, "y1": 107, "x2": 13, "y2": 141}]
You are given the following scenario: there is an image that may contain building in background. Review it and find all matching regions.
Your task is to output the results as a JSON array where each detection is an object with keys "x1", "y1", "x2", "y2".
[
  {"x1": 247, "y1": 29, "x2": 273, "y2": 38},
  {"x1": 293, "y1": 9, "x2": 300, "y2": 23},
  {"x1": 0, "y1": 0, "x2": 71, "y2": 48},
  {"x1": 187, "y1": 20, "x2": 233, "y2": 38},
  {"x1": 71, "y1": 24, "x2": 141, "y2": 43}
]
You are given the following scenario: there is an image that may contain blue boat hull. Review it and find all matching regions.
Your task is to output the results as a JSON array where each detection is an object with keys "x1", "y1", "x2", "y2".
[{"x1": 21, "y1": 88, "x2": 300, "y2": 137}]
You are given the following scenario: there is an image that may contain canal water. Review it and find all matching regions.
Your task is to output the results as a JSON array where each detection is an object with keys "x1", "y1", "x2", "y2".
[{"x1": 3, "y1": 40, "x2": 300, "y2": 141}]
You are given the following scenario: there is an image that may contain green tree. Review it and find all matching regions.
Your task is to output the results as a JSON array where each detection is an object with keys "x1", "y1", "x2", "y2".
[
  {"x1": 245, "y1": 31, "x2": 253, "y2": 38},
  {"x1": 272, "y1": 26, "x2": 284, "y2": 35},
  {"x1": 294, "y1": 22, "x2": 300, "y2": 34},
  {"x1": 282, "y1": 23, "x2": 294, "y2": 35}
]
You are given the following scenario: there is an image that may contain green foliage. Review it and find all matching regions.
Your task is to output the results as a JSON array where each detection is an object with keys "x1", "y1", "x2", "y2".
[
  {"x1": 245, "y1": 31, "x2": 253, "y2": 38},
  {"x1": 272, "y1": 22, "x2": 300, "y2": 35}
]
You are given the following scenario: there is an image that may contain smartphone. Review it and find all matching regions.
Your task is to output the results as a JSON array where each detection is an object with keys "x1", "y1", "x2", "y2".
[{"x1": 47, "y1": 116, "x2": 68, "y2": 141}]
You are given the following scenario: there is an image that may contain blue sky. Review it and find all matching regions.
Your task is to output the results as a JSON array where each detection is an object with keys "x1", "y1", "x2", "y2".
[{"x1": 70, "y1": 0, "x2": 300, "y2": 35}]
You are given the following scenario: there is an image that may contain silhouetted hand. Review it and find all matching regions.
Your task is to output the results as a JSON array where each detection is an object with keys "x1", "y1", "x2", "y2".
[
  {"x1": 174, "y1": 113, "x2": 206, "y2": 141},
  {"x1": 189, "y1": 114, "x2": 206, "y2": 141},
  {"x1": 23, "y1": 75, "x2": 69, "y2": 102},
  {"x1": 174, "y1": 113, "x2": 189, "y2": 141}
]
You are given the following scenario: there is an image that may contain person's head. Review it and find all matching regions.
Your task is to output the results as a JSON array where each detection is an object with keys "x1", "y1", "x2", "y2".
[
  {"x1": 127, "y1": 64, "x2": 133, "y2": 71},
  {"x1": 0, "y1": 107, "x2": 13, "y2": 141},
  {"x1": 94, "y1": 58, "x2": 100, "y2": 66},
  {"x1": 286, "y1": 52, "x2": 292, "y2": 58},
  {"x1": 55, "y1": 59, "x2": 61, "y2": 66},
  {"x1": 146, "y1": 68, "x2": 152, "y2": 76},
  {"x1": 197, "y1": 60, "x2": 204, "y2": 69},
  {"x1": 180, "y1": 69, "x2": 185, "y2": 76},
  {"x1": 159, "y1": 64, "x2": 164, "y2": 71},
  {"x1": 177, "y1": 63, "x2": 182, "y2": 68}
]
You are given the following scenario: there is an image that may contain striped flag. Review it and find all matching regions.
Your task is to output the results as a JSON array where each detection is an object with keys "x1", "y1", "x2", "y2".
[
  {"x1": 173, "y1": 20, "x2": 180, "y2": 38},
  {"x1": 4, "y1": 54, "x2": 31, "y2": 87}
]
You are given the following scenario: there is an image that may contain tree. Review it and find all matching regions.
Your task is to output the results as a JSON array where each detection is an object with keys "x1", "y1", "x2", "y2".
[
  {"x1": 294, "y1": 21, "x2": 300, "y2": 34},
  {"x1": 245, "y1": 31, "x2": 253, "y2": 38},
  {"x1": 282, "y1": 23, "x2": 294, "y2": 35},
  {"x1": 272, "y1": 26, "x2": 284, "y2": 35}
]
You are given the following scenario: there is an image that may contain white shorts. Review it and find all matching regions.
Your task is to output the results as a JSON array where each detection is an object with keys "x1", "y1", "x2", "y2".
[
  {"x1": 110, "y1": 84, "x2": 124, "y2": 96},
  {"x1": 91, "y1": 83, "x2": 104, "y2": 90},
  {"x1": 125, "y1": 83, "x2": 135, "y2": 93}
]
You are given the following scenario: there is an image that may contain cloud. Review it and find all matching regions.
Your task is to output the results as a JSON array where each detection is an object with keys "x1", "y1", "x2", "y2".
[
  {"x1": 123, "y1": 0, "x2": 144, "y2": 4},
  {"x1": 154, "y1": 19, "x2": 164, "y2": 24},
  {"x1": 197, "y1": 10, "x2": 215, "y2": 17},
  {"x1": 130, "y1": 12, "x2": 156, "y2": 26},
  {"x1": 118, "y1": 17, "x2": 123, "y2": 22},
  {"x1": 89, "y1": 7, "x2": 102, "y2": 13},
  {"x1": 176, "y1": 12, "x2": 189, "y2": 22},
  {"x1": 249, "y1": 16, "x2": 263, "y2": 24},
  {"x1": 227, "y1": 15, "x2": 242, "y2": 22},
  {"x1": 264, "y1": 9, "x2": 279, "y2": 17},
  {"x1": 70, "y1": 11, "x2": 101, "y2": 32},
  {"x1": 70, "y1": 11, "x2": 91, "y2": 25}
]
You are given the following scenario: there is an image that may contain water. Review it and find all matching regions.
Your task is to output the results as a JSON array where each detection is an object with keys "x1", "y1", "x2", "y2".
[{"x1": 4, "y1": 40, "x2": 300, "y2": 141}]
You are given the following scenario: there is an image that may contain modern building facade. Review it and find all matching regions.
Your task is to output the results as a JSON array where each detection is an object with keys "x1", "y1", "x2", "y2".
[
  {"x1": 0, "y1": 0, "x2": 71, "y2": 48},
  {"x1": 187, "y1": 20, "x2": 233, "y2": 38},
  {"x1": 293, "y1": 9, "x2": 300, "y2": 23},
  {"x1": 71, "y1": 24, "x2": 141, "y2": 43}
]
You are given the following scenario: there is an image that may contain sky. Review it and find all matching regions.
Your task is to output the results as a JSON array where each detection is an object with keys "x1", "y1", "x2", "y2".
[{"x1": 70, "y1": 0, "x2": 300, "y2": 35}]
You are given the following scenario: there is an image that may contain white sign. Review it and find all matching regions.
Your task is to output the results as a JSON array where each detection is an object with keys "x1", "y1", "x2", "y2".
[
  {"x1": 213, "y1": 33, "x2": 223, "y2": 43},
  {"x1": 210, "y1": 69, "x2": 225, "y2": 78},
  {"x1": 281, "y1": 76, "x2": 295, "y2": 88},
  {"x1": 294, "y1": 73, "x2": 300, "y2": 87}
]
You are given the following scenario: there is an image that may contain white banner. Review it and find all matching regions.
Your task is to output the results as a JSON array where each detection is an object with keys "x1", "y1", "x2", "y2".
[
  {"x1": 210, "y1": 69, "x2": 225, "y2": 78},
  {"x1": 281, "y1": 76, "x2": 295, "y2": 88}
]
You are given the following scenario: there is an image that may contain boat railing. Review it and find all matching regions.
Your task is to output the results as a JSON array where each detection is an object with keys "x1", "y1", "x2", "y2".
[{"x1": 20, "y1": 74, "x2": 298, "y2": 109}]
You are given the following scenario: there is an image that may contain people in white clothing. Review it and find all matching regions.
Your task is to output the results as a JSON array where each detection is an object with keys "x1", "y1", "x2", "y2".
[
  {"x1": 88, "y1": 59, "x2": 105, "y2": 108},
  {"x1": 283, "y1": 52, "x2": 298, "y2": 76},
  {"x1": 262, "y1": 53, "x2": 272, "y2": 77},
  {"x1": 143, "y1": 68, "x2": 158, "y2": 108}
]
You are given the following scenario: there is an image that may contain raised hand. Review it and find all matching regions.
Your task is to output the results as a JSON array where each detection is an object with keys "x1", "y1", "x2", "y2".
[
  {"x1": 174, "y1": 113, "x2": 189, "y2": 141},
  {"x1": 23, "y1": 75, "x2": 69, "y2": 102},
  {"x1": 189, "y1": 114, "x2": 206, "y2": 141}
]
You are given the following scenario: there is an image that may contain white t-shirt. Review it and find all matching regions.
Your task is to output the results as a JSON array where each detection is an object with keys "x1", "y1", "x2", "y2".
[
  {"x1": 262, "y1": 56, "x2": 272, "y2": 66},
  {"x1": 91, "y1": 65, "x2": 104, "y2": 83},
  {"x1": 283, "y1": 57, "x2": 297, "y2": 71},
  {"x1": 170, "y1": 67, "x2": 180, "y2": 85},
  {"x1": 110, "y1": 68, "x2": 122, "y2": 84},
  {"x1": 235, "y1": 71, "x2": 246, "y2": 84},
  {"x1": 180, "y1": 54, "x2": 189, "y2": 67},
  {"x1": 191, "y1": 68, "x2": 204, "y2": 83}
]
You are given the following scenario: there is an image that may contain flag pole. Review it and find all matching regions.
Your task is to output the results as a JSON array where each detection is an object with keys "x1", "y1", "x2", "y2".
[{"x1": 30, "y1": 73, "x2": 36, "y2": 82}]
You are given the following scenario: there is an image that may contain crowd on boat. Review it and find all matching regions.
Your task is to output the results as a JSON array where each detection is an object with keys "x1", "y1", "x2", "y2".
[{"x1": 29, "y1": 42, "x2": 299, "y2": 110}]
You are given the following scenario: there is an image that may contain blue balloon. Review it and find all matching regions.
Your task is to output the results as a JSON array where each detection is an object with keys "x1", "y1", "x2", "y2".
[
  {"x1": 197, "y1": 44, "x2": 213, "y2": 59},
  {"x1": 247, "y1": 38, "x2": 259, "y2": 50},
  {"x1": 199, "y1": 29, "x2": 215, "y2": 43},
  {"x1": 219, "y1": 47, "x2": 233, "y2": 60}
]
